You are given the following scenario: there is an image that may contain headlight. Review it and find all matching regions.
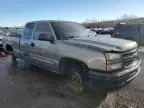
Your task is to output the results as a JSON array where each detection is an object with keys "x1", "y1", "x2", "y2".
[
  {"x1": 108, "y1": 63, "x2": 122, "y2": 70},
  {"x1": 104, "y1": 52, "x2": 122, "y2": 72},
  {"x1": 105, "y1": 53, "x2": 121, "y2": 60}
]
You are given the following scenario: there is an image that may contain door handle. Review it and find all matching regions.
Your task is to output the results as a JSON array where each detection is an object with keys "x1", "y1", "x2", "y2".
[{"x1": 31, "y1": 43, "x2": 35, "y2": 47}]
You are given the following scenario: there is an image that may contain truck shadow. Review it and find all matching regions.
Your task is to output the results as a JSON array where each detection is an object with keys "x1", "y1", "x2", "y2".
[{"x1": 7, "y1": 58, "x2": 108, "y2": 108}]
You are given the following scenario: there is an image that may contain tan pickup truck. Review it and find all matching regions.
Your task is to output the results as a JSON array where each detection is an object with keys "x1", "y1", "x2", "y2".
[{"x1": 2, "y1": 20, "x2": 141, "y2": 93}]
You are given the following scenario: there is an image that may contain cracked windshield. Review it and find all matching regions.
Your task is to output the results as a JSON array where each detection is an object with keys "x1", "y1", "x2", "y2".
[{"x1": 0, "y1": 0, "x2": 144, "y2": 108}]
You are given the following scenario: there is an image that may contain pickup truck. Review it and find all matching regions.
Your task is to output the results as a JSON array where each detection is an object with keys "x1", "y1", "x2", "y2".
[{"x1": 2, "y1": 20, "x2": 141, "y2": 93}]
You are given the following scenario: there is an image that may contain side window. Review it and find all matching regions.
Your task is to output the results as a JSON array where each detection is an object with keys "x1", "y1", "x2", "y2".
[
  {"x1": 23, "y1": 23, "x2": 35, "y2": 39},
  {"x1": 33, "y1": 22, "x2": 52, "y2": 40}
]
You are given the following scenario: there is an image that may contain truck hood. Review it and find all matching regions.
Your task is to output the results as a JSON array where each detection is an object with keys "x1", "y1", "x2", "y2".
[{"x1": 63, "y1": 36, "x2": 137, "y2": 52}]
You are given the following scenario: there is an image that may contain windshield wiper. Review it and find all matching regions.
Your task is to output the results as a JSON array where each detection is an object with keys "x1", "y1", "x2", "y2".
[
  {"x1": 65, "y1": 35, "x2": 79, "y2": 39},
  {"x1": 67, "y1": 36, "x2": 75, "y2": 38}
]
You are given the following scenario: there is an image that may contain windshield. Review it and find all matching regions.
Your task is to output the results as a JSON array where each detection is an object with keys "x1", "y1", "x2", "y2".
[{"x1": 52, "y1": 22, "x2": 90, "y2": 40}]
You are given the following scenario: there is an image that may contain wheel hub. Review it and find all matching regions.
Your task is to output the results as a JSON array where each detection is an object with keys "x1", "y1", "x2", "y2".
[{"x1": 71, "y1": 72, "x2": 82, "y2": 86}]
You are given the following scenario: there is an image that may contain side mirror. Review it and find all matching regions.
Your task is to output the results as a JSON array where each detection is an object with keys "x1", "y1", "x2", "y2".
[{"x1": 38, "y1": 33, "x2": 54, "y2": 43}]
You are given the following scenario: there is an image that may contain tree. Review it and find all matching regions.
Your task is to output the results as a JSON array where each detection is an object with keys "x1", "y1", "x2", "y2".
[{"x1": 117, "y1": 14, "x2": 137, "y2": 20}]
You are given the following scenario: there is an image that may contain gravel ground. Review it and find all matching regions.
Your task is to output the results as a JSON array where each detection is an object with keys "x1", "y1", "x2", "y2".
[
  {"x1": 0, "y1": 57, "x2": 107, "y2": 108},
  {"x1": 99, "y1": 87, "x2": 144, "y2": 108}
]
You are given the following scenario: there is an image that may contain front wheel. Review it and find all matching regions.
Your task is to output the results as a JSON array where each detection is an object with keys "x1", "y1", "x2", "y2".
[{"x1": 68, "y1": 67, "x2": 85, "y2": 94}]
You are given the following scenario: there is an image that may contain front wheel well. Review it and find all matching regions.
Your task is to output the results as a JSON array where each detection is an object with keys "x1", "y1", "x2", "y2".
[
  {"x1": 59, "y1": 57, "x2": 88, "y2": 74},
  {"x1": 6, "y1": 44, "x2": 13, "y2": 51}
]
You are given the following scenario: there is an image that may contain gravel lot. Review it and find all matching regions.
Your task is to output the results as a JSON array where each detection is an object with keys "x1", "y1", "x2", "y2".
[{"x1": 0, "y1": 51, "x2": 144, "y2": 108}]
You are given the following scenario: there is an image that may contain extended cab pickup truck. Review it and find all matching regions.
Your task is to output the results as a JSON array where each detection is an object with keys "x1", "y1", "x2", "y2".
[{"x1": 2, "y1": 20, "x2": 141, "y2": 92}]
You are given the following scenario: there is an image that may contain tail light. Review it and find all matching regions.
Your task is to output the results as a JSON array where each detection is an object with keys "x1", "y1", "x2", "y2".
[
  {"x1": 111, "y1": 31, "x2": 119, "y2": 37},
  {"x1": 111, "y1": 31, "x2": 116, "y2": 37}
]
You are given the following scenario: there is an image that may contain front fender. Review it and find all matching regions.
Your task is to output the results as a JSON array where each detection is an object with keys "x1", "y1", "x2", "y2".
[
  {"x1": 86, "y1": 54, "x2": 105, "y2": 70},
  {"x1": 60, "y1": 52, "x2": 105, "y2": 71}
]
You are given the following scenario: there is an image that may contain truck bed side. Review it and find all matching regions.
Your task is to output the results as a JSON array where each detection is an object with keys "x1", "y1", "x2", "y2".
[{"x1": 3, "y1": 35, "x2": 20, "y2": 53}]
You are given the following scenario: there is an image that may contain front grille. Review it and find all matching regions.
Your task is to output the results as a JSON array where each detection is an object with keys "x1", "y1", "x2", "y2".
[{"x1": 122, "y1": 48, "x2": 137, "y2": 68}]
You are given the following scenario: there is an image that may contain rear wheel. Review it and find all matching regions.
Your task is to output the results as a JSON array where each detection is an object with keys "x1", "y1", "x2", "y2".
[{"x1": 68, "y1": 66, "x2": 86, "y2": 94}]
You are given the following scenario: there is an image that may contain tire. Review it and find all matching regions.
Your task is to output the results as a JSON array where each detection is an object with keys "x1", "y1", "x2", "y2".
[
  {"x1": 9, "y1": 52, "x2": 17, "y2": 67},
  {"x1": 68, "y1": 66, "x2": 86, "y2": 94}
]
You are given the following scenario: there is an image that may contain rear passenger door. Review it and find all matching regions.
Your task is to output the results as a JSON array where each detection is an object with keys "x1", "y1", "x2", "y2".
[{"x1": 30, "y1": 22, "x2": 58, "y2": 72}]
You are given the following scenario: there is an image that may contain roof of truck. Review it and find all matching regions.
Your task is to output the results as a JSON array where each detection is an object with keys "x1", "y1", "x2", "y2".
[{"x1": 29, "y1": 20, "x2": 77, "y2": 23}]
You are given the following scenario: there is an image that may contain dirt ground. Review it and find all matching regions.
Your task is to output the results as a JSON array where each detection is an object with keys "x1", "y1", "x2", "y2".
[
  {"x1": 0, "y1": 55, "x2": 144, "y2": 108},
  {"x1": 0, "y1": 57, "x2": 107, "y2": 108}
]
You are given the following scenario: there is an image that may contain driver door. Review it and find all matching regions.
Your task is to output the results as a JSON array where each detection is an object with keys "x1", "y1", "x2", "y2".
[{"x1": 29, "y1": 22, "x2": 58, "y2": 72}]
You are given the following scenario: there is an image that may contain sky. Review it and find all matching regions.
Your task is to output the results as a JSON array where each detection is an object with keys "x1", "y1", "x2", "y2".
[{"x1": 0, "y1": 0, "x2": 144, "y2": 26}]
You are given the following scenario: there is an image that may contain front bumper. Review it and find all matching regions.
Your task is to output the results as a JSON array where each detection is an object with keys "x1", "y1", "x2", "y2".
[{"x1": 88, "y1": 59, "x2": 141, "y2": 91}]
